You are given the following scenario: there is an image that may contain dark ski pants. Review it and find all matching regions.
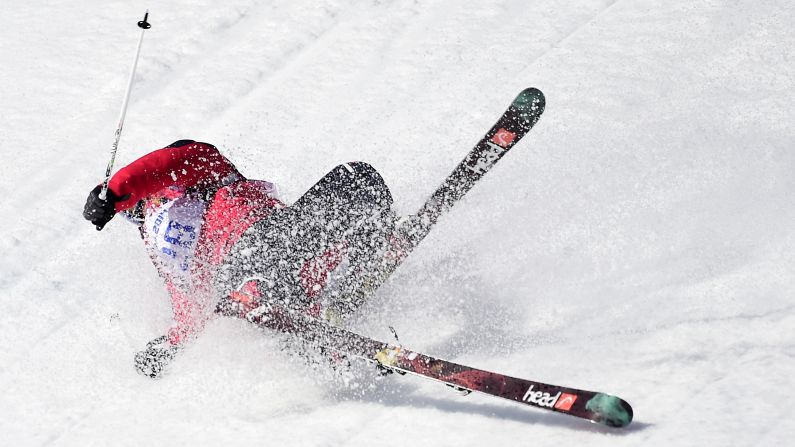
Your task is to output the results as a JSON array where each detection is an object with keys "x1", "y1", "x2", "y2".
[{"x1": 216, "y1": 162, "x2": 394, "y2": 315}]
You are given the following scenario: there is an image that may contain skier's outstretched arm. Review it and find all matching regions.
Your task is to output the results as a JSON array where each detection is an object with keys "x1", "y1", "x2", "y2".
[{"x1": 83, "y1": 141, "x2": 242, "y2": 228}]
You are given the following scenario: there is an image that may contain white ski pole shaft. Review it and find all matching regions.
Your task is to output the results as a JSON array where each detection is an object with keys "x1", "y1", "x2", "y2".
[{"x1": 99, "y1": 10, "x2": 152, "y2": 200}]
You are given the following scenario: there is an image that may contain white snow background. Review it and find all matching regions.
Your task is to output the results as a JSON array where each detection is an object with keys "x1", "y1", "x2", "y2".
[{"x1": 1, "y1": 0, "x2": 793, "y2": 445}]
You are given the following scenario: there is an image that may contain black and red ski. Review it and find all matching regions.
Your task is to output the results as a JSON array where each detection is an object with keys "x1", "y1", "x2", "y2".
[
  {"x1": 352, "y1": 88, "x2": 546, "y2": 303},
  {"x1": 401, "y1": 87, "x2": 546, "y2": 247},
  {"x1": 245, "y1": 304, "x2": 634, "y2": 428}
]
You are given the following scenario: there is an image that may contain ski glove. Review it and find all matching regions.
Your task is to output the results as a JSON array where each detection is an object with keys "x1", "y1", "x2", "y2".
[
  {"x1": 134, "y1": 335, "x2": 181, "y2": 378},
  {"x1": 83, "y1": 185, "x2": 129, "y2": 230}
]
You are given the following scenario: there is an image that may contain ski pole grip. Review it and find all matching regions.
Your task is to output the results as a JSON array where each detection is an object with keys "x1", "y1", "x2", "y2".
[{"x1": 138, "y1": 12, "x2": 151, "y2": 29}]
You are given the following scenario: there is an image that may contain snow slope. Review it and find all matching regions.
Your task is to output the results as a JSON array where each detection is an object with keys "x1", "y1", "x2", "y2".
[{"x1": 2, "y1": 0, "x2": 794, "y2": 445}]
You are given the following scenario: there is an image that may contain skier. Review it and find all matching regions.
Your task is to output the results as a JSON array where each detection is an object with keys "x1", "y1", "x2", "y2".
[{"x1": 83, "y1": 140, "x2": 399, "y2": 377}]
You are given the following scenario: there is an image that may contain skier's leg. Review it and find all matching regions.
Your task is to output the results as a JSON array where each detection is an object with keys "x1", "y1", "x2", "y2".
[
  {"x1": 290, "y1": 162, "x2": 394, "y2": 244},
  {"x1": 290, "y1": 162, "x2": 396, "y2": 319},
  {"x1": 294, "y1": 162, "x2": 392, "y2": 210},
  {"x1": 217, "y1": 162, "x2": 395, "y2": 316},
  {"x1": 215, "y1": 206, "x2": 308, "y2": 314}
]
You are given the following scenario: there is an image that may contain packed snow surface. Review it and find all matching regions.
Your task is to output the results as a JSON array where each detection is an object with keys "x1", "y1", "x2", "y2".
[{"x1": 2, "y1": 0, "x2": 794, "y2": 445}]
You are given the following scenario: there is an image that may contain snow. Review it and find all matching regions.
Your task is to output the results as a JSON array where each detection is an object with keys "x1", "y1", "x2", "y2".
[{"x1": 2, "y1": 0, "x2": 794, "y2": 445}]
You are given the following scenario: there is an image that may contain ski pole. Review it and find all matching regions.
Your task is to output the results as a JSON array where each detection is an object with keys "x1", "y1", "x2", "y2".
[{"x1": 98, "y1": 10, "x2": 152, "y2": 202}]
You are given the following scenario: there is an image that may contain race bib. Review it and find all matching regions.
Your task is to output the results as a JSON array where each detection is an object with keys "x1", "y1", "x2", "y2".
[{"x1": 144, "y1": 196, "x2": 207, "y2": 282}]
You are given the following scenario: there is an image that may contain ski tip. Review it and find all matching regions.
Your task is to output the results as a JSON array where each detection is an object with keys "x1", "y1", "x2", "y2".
[
  {"x1": 511, "y1": 88, "x2": 545, "y2": 129},
  {"x1": 586, "y1": 393, "x2": 634, "y2": 428},
  {"x1": 515, "y1": 87, "x2": 544, "y2": 105}
]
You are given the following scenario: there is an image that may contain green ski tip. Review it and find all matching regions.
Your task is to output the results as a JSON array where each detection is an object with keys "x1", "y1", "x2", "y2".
[
  {"x1": 510, "y1": 88, "x2": 545, "y2": 129},
  {"x1": 585, "y1": 393, "x2": 634, "y2": 428}
]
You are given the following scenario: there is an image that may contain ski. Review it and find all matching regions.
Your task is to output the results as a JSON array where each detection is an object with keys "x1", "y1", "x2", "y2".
[
  {"x1": 354, "y1": 88, "x2": 546, "y2": 302},
  {"x1": 401, "y1": 87, "x2": 545, "y2": 247},
  {"x1": 244, "y1": 304, "x2": 634, "y2": 428}
]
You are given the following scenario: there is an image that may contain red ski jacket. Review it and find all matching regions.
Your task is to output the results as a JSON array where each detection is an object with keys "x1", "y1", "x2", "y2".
[{"x1": 108, "y1": 141, "x2": 341, "y2": 345}]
